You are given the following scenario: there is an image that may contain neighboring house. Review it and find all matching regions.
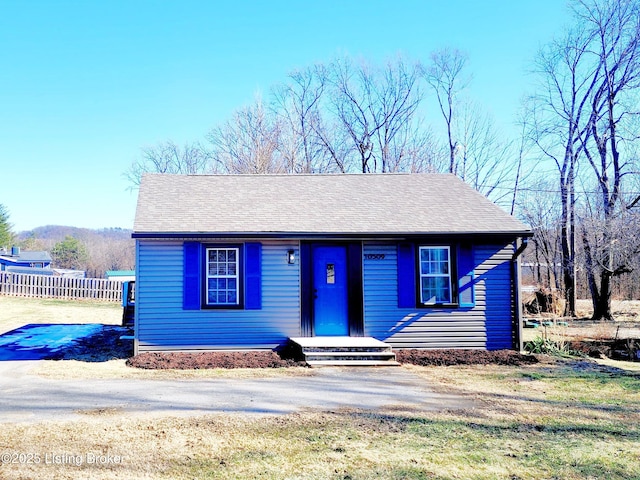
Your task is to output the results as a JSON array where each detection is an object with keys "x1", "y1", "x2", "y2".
[
  {"x1": 0, "y1": 247, "x2": 52, "y2": 272},
  {"x1": 106, "y1": 270, "x2": 136, "y2": 282},
  {"x1": 132, "y1": 173, "x2": 532, "y2": 356}
]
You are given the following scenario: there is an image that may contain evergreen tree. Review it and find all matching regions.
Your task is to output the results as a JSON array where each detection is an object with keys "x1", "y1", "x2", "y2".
[
  {"x1": 51, "y1": 236, "x2": 89, "y2": 269},
  {"x1": 0, "y1": 204, "x2": 14, "y2": 249}
]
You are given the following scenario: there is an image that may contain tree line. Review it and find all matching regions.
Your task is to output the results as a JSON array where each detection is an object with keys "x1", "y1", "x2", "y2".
[
  {"x1": 125, "y1": 51, "x2": 517, "y2": 207},
  {"x1": 126, "y1": 0, "x2": 640, "y2": 321}
]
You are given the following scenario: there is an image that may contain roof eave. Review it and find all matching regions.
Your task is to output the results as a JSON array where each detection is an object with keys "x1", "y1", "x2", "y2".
[{"x1": 132, "y1": 230, "x2": 533, "y2": 240}]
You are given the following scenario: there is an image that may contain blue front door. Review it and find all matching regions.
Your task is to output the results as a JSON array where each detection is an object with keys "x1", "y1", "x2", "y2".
[{"x1": 313, "y1": 245, "x2": 349, "y2": 336}]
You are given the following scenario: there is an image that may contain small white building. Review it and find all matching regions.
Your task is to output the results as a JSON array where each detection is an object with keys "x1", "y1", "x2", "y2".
[{"x1": 106, "y1": 270, "x2": 136, "y2": 282}]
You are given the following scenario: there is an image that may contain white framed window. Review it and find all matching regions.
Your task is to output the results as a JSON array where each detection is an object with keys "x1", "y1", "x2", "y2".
[
  {"x1": 206, "y1": 247, "x2": 239, "y2": 306},
  {"x1": 419, "y1": 246, "x2": 452, "y2": 304}
]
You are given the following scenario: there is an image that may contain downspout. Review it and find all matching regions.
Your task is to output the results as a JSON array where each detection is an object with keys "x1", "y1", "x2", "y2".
[
  {"x1": 512, "y1": 237, "x2": 529, "y2": 352},
  {"x1": 133, "y1": 240, "x2": 140, "y2": 356}
]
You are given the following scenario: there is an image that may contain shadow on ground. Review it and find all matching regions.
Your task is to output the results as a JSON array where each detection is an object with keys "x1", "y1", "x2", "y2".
[{"x1": 0, "y1": 324, "x2": 133, "y2": 361}]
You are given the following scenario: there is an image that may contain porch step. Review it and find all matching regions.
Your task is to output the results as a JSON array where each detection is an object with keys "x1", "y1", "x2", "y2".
[
  {"x1": 290, "y1": 337, "x2": 399, "y2": 367},
  {"x1": 306, "y1": 360, "x2": 400, "y2": 367}
]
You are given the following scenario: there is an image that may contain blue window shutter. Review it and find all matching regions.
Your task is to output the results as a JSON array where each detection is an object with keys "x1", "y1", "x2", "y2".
[
  {"x1": 458, "y1": 244, "x2": 475, "y2": 307},
  {"x1": 245, "y1": 242, "x2": 262, "y2": 310},
  {"x1": 183, "y1": 242, "x2": 201, "y2": 310},
  {"x1": 397, "y1": 243, "x2": 416, "y2": 308}
]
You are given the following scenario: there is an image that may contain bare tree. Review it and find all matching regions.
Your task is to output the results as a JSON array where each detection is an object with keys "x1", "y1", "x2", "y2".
[
  {"x1": 369, "y1": 59, "x2": 424, "y2": 172},
  {"x1": 326, "y1": 57, "x2": 423, "y2": 173},
  {"x1": 529, "y1": 0, "x2": 640, "y2": 319},
  {"x1": 518, "y1": 179, "x2": 564, "y2": 290},
  {"x1": 575, "y1": 0, "x2": 640, "y2": 319},
  {"x1": 512, "y1": 106, "x2": 537, "y2": 215},
  {"x1": 527, "y1": 24, "x2": 599, "y2": 317},
  {"x1": 380, "y1": 117, "x2": 444, "y2": 173},
  {"x1": 455, "y1": 101, "x2": 516, "y2": 204},
  {"x1": 125, "y1": 140, "x2": 213, "y2": 188},
  {"x1": 208, "y1": 97, "x2": 285, "y2": 174},
  {"x1": 271, "y1": 66, "x2": 340, "y2": 173},
  {"x1": 423, "y1": 48, "x2": 470, "y2": 175}
]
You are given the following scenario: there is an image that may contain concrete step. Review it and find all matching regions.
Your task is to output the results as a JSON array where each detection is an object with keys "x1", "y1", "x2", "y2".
[
  {"x1": 306, "y1": 360, "x2": 401, "y2": 367},
  {"x1": 301, "y1": 346, "x2": 392, "y2": 353},
  {"x1": 289, "y1": 337, "x2": 398, "y2": 367},
  {"x1": 290, "y1": 336, "x2": 390, "y2": 349},
  {"x1": 304, "y1": 352, "x2": 397, "y2": 362},
  {"x1": 305, "y1": 356, "x2": 397, "y2": 363},
  {"x1": 302, "y1": 350, "x2": 396, "y2": 357}
]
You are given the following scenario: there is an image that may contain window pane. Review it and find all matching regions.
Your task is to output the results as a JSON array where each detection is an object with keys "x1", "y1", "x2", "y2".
[
  {"x1": 207, "y1": 290, "x2": 218, "y2": 303},
  {"x1": 421, "y1": 277, "x2": 436, "y2": 304},
  {"x1": 435, "y1": 277, "x2": 451, "y2": 302}
]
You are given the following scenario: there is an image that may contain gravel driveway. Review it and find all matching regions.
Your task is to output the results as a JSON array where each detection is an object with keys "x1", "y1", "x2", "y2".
[{"x1": 0, "y1": 361, "x2": 473, "y2": 424}]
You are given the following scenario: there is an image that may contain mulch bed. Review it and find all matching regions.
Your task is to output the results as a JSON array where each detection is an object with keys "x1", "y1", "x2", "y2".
[
  {"x1": 126, "y1": 351, "x2": 306, "y2": 369},
  {"x1": 395, "y1": 349, "x2": 539, "y2": 366},
  {"x1": 125, "y1": 348, "x2": 538, "y2": 369}
]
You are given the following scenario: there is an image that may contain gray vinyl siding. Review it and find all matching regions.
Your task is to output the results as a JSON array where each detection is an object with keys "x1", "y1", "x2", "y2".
[
  {"x1": 363, "y1": 242, "x2": 515, "y2": 350},
  {"x1": 135, "y1": 239, "x2": 300, "y2": 352}
]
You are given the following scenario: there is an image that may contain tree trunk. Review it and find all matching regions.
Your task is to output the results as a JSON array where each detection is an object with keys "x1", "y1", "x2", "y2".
[
  {"x1": 593, "y1": 271, "x2": 614, "y2": 320},
  {"x1": 582, "y1": 226, "x2": 600, "y2": 317},
  {"x1": 560, "y1": 182, "x2": 576, "y2": 317}
]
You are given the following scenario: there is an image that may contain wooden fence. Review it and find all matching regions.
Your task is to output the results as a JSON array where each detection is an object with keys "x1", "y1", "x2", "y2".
[{"x1": 0, "y1": 272, "x2": 123, "y2": 302}]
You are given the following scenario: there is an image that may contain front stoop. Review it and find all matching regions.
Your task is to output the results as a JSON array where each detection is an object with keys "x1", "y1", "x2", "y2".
[{"x1": 290, "y1": 337, "x2": 399, "y2": 367}]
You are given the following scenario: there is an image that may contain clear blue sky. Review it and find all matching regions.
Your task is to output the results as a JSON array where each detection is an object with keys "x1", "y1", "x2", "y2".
[{"x1": 0, "y1": 0, "x2": 569, "y2": 232}]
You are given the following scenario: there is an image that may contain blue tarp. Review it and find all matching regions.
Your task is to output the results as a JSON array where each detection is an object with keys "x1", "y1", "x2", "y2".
[{"x1": 0, "y1": 324, "x2": 104, "y2": 360}]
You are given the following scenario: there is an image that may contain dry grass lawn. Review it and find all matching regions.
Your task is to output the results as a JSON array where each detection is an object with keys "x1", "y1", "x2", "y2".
[
  {"x1": 0, "y1": 296, "x2": 639, "y2": 479},
  {"x1": 0, "y1": 358, "x2": 638, "y2": 479},
  {"x1": 0, "y1": 295, "x2": 121, "y2": 335},
  {"x1": 523, "y1": 298, "x2": 640, "y2": 344}
]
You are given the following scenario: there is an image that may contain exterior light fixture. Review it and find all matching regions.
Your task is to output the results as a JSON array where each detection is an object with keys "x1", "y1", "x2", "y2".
[{"x1": 287, "y1": 249, "x2": 295, "y2": 264}]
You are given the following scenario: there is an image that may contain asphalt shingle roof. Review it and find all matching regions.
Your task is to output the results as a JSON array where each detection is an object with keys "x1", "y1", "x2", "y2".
[
  {"x1": 0, "y1": 251, "x2": 52, "y2": 263},
  {"x1": 133, "y1": 173, "x2": 530, "y2": 236}
]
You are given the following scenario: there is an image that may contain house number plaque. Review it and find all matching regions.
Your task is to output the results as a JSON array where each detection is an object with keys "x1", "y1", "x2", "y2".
[{"x1": 364, "y1": 254, "x2": 385, "y2": 260}]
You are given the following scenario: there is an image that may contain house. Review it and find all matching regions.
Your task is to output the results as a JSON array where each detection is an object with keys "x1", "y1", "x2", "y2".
[
  {"x1": 132, "y1": 173, "x2": 531, "y2": 359},
  {"x1": 0, "y1": 247, "x2": 52, "y2": 273}
]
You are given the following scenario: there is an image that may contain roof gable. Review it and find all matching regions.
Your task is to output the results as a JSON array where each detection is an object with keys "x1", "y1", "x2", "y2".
[{"x1": 133, "y1": 173, "x2": 530, "y2": 237}]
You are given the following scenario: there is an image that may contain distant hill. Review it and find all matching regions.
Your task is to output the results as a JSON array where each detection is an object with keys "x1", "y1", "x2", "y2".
[
  {"x1": 15, "y1": 226, "x2": 134, "y2": 278},
  {"x1": 17, "y1": 225, "x2": 132, "y2": 243}
]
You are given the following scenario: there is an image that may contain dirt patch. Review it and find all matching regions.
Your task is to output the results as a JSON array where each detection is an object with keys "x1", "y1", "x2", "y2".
[
  {"x1": 46, "y1": 326, "x2": 133, "y2": 362},
  {"x1": 566, "y1": 338, "x2": 640, "y2": 362},
  {"x1": 127, "y1": 351, "x2": 307, "y2": 369},
  {"x1": 396, "y1": 349, "x2": 538, "y2": 366}
]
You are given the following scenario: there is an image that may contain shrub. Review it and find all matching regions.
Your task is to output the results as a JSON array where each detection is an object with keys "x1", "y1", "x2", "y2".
[{"x1": 523, "y1": 336, "x2": 585, "y2": 358}]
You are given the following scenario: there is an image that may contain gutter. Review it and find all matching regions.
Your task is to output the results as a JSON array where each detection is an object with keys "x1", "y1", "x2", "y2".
[
  {"x1": 512, "y1": 237, "x2": 529, "y2": 261},
  {"x1": 131, "y1": 231, "x2": 534, "y2": 240}
]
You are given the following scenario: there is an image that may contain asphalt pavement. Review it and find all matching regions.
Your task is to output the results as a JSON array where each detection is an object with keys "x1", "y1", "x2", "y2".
[{"x1": 0, "y1": 361, "x2": 473, "y2": 424}]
